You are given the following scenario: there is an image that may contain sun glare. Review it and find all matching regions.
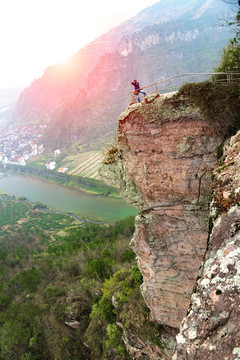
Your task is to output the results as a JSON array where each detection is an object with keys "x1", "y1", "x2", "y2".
[{"x1": 0, "y1": 0, "x2": 157, "y2": 87}]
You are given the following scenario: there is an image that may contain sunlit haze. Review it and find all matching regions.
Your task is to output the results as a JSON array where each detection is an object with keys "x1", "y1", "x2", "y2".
[{"x1": 0, "y1": 0, "x2": 157, "y2": 89}]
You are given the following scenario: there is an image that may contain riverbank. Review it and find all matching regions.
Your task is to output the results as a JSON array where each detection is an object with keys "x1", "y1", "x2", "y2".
[
  {"x1": 0, "y1": 173, "x2": 137, "y2": 221},
  {"x1": 1, "y1": 165, "x2": 120, "y2": 198}
]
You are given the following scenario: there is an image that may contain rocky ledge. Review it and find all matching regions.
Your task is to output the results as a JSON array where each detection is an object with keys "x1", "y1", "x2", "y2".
[{"x1": 99, "y1": 92, "x2": 224, "y2": 331}]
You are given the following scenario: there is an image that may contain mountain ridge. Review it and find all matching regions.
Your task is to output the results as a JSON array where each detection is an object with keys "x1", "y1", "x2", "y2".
[{"x1": 13, "y1": 0, "x2": 232, "y2": 150}]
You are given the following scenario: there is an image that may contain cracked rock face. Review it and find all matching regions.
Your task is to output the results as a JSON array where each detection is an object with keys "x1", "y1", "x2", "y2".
[
  {"x1": 173, "y1": 131, "x2": 240, "y2": 359},
  {"x1": 100, "y1": 94, "x2": 223, "y2": 329},
  {"x1": 173, "y1": 207, "x2": 240, "y2": 360}
]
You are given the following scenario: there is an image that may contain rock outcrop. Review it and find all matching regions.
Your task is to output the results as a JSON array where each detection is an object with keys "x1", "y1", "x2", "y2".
[
  {"x1": 99, "y1": 92, "x2": 224, "y2": 330},
  {"x1": 173, "y1": 130, "x2": 240, "y2": 359}
]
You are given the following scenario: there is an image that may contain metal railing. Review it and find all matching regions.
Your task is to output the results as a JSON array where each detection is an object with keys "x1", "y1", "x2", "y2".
[{"x1": 130, "y1": 72, "x2": 240, "y2": 102}]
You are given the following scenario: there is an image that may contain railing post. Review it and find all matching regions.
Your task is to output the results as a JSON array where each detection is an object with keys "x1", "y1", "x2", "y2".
[{"x1": 182, "y1": 74, "x2": 185, "y2": 87}]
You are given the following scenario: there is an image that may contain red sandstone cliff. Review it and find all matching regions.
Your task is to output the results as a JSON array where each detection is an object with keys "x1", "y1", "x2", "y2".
[
  {"x1": 100, "y1": 86, "x2": 240, "y2": 359},
  {"x1": 100, "y1": 92, "x2": 224, "y2": 331}
]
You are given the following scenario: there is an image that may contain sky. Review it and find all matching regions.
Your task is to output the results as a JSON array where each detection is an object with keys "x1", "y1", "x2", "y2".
[{"x1": 0, "y1": 0, "x2": 157, "y2": 89}]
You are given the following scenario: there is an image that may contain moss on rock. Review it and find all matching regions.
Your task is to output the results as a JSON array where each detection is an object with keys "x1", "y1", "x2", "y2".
[{"x1": 99, "y1": 154, "x2": 144, "y2": 208}]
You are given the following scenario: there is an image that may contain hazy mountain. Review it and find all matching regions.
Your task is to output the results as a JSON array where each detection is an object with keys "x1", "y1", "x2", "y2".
[
  {"x1": 13, "y1": 0, "x2": 232, "y2": 150},
  {"x1": 0, "y1": 88, "x2": 22, "y2": 126}
]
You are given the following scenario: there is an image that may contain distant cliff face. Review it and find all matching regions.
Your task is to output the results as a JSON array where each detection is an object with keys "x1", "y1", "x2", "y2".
[
  {"x1": 13, "y1": 0, "x2": 232, "y2": 150},
  {"x1": 99, "y1": 92, "x2": 224, "y2": 329}
]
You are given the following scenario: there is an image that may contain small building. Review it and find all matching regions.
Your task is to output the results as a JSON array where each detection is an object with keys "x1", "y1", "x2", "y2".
[
  {"x1": 45, "y1": 161, "x2": 56, "y2": 170},
  {"x1": 38, "y1": 144, "x2": 44, "y2": 153},
  {"x1": 2, "y1": 156, "x2": 9, "y2": 165},
  {"x1": 23, "y1": 154, "x2": 30, "y2": 160},
  {"x1": 18, "y1": 157, "x2": 26, "y2": 166},
  {"x1": 54, "y1": 149, "x2": 61, "y2": 156},
  {"x1": 31, "y1": 148, "x2": 38, "y2": 156},
  {"x1": 57, "y1": 167, "x2": 68, "y2": 173}
]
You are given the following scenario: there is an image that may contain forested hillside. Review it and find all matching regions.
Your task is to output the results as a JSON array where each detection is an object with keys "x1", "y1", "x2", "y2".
[{"x1": 0, "y1": 195, "x2": 165, "y2": 359}]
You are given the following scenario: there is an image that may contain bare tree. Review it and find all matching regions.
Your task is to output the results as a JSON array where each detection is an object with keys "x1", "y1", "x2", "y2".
[{"x1": 222, "y1": 0, "x2": 240, "y2": 34}]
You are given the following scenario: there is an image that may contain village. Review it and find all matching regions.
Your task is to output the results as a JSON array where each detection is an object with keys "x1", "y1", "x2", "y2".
[
  {"x1": 0, "y1": 124, "x2": 69, "y2": 173},
  {"x1": 0, "y1": 124, "x2": 46, "y2": 167}
]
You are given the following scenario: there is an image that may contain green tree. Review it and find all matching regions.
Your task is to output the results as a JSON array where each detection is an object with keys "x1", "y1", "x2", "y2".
[
  {"x1": 216, "y1": 1, "x2": 240, "y2": 72},
  {"x1": 215, "y1": 39, "x2": 240, "y2": 72}
]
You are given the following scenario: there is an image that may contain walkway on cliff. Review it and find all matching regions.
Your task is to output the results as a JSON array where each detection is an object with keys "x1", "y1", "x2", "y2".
[{"x1": 130, "y1": 72, "x2": 240, "y2": 101}]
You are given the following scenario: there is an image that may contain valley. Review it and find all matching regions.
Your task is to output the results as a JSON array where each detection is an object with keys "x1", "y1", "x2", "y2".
[{"x1": 0, "y1": 0, "x2": 239, "y2": 358}]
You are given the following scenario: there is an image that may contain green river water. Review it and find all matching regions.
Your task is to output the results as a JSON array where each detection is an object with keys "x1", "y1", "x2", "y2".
[{"x1": 0, "y1": 173, "x2": 138, "y2": 221}]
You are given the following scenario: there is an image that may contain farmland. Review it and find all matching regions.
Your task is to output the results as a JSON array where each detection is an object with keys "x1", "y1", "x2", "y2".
[{"x1": 64, "y1": 151, "x2": 104, "y2": 179}]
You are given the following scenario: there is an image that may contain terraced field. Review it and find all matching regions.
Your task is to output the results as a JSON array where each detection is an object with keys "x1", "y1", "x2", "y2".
[{"x1": 67, "y1": 151, "x2": 103, "y2": 179}]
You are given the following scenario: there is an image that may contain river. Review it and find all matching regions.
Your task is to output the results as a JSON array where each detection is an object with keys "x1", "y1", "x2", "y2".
[{"x1": 0, "y1": 173, "x2": 138, "y2": 221}]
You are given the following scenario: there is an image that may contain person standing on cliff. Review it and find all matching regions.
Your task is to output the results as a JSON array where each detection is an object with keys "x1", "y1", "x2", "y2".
[{"x1": 131, "y1": 79, "x2": 146, "y2": 102}]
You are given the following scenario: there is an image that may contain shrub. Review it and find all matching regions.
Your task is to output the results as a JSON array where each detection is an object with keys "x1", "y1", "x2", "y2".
[
  {"x1": 8, "y1": 268, "x2": 41, "y2": 295},
  {"x1": 177, "y1": 81, "x2": 240, "y2": 139},
  {"x1": 102, "y1": 144, "x2": 119, "y2": 164},
  {"x1": 45, "y1": 286, "x2": 66, "y2": 303}
]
